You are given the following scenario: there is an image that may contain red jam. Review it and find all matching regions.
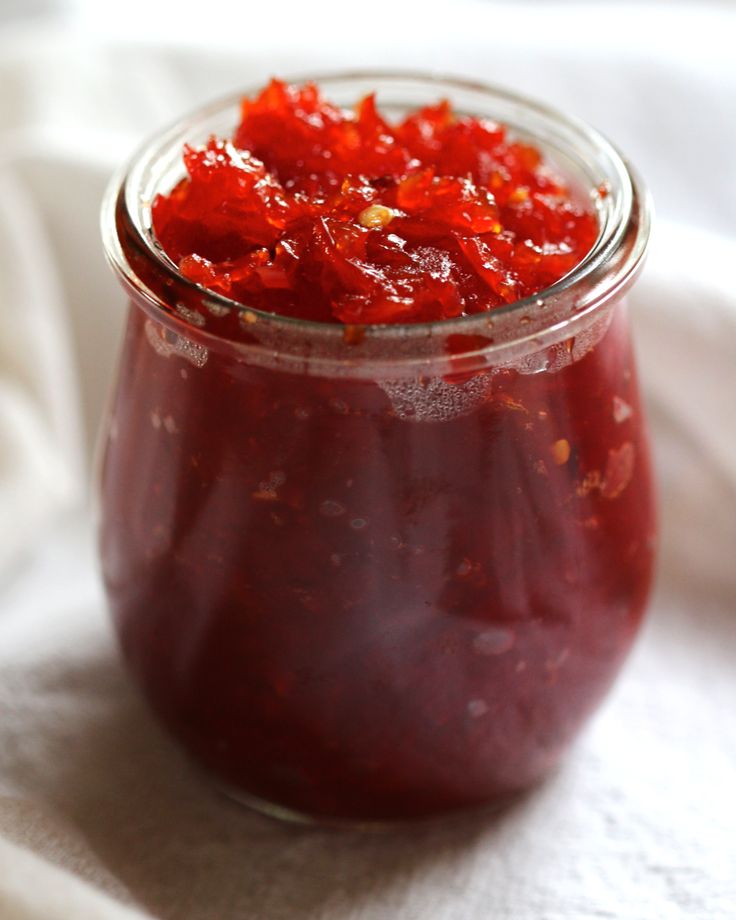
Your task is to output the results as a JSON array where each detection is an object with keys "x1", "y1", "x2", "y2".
[
  {"x1": 100, "y1": 80, "x2": 656, "y2": 822},
  {"x1": 152, "y1": 79, "x2": 598, "y2": 324}
]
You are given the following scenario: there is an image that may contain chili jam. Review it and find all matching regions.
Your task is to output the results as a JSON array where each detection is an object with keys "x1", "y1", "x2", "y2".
[
  {"x1": 100, "y1": 79, "x2": 655, "y2": 822},
  {"x1": 152, "y1": 79, "x2": 598, "y2": 324}
]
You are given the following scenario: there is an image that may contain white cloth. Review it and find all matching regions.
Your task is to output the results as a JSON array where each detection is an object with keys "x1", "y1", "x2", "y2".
[{"x1": 1, "y1": 3, "x2": 735, "y2": 918}]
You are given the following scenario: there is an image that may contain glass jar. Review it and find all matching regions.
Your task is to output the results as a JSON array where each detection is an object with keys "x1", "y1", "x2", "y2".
[{"x1": 99, "y1": 73, "x2": 655, "y2": 824}]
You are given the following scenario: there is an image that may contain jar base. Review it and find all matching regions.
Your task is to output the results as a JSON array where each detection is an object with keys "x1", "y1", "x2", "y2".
[{"x1": 218, "y1": 781, "x2": 533, "y2": 832}]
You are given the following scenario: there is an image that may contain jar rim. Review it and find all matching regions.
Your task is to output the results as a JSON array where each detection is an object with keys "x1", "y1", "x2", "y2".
[{"x1": 101, "y1": 70, "x2": 651, "y2": 367}]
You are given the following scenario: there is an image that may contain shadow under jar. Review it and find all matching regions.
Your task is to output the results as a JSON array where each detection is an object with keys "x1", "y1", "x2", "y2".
[{"x1": 99, "y1": 74, "x2": 656, "y2": 825}]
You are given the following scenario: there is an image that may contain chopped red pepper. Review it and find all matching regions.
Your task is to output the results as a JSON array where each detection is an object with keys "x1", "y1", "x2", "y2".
[{"x1": 153, "y1": 79, "x2": 598, "y2": 324}]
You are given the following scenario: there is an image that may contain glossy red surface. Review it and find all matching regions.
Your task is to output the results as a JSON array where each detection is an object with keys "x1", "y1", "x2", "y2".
[
  {"x1": 152, "y1": 80, "x2": 598, "y2": 324},
  {"x1": 100, "y1": 304, "x2": 655, "y2": 821}
]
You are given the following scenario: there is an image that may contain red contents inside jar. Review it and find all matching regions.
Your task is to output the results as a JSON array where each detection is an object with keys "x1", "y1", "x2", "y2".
[
  {"x1": 100, "y1": 78, "x2": 656, "y2": 822},
  {"x1": 152, "y1": 79, "x2": 598, "y2": 324}
]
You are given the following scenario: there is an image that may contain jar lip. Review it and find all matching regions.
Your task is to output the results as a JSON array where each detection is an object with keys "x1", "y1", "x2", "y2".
[{"x1": 102, "y1": 69, "x2": 651, "y2": 351}]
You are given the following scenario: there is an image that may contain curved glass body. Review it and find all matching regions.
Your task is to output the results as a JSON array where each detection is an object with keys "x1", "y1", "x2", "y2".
[{"x1": 99, "y1": 75, "x2": 656, "y2": 823}]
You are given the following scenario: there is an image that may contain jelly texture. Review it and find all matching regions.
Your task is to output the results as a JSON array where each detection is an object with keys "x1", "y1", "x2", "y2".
[
  {"x1": 152, "y1": 80, "x2": 598, "y2": 324},
  {"x1": 101, "y1": 311, "x2": 655, "y2": 821},
  {"x1": 100, "y1": 81, "x2": 656, "y2": 822}
]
